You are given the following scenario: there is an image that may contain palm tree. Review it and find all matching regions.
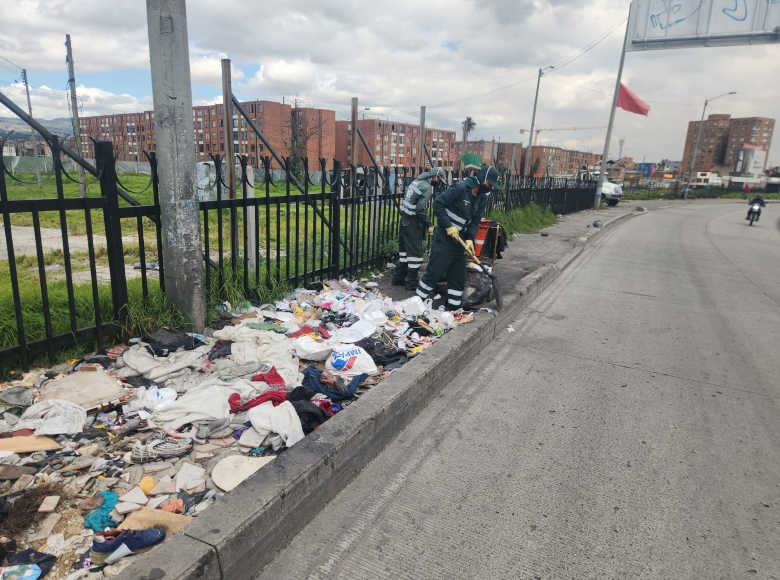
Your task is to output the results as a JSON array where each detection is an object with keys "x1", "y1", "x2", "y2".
[{"x1": 460, "y1": 117, "x2": 476, "y2": 172}]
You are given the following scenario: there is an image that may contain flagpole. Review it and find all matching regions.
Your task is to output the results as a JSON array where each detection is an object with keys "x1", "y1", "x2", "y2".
[{"x1": 594, "y1": 9, "x2": 631, "y2": 210}]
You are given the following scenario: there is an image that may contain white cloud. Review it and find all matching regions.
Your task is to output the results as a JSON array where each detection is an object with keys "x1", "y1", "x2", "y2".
[{"x1": 1, "y1": 0, "x2": 779, "y2": 164}]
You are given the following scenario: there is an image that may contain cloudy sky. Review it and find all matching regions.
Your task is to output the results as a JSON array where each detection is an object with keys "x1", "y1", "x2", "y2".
[{"x1": 1, "y1": 0, "x2": 779, "y2": 165}]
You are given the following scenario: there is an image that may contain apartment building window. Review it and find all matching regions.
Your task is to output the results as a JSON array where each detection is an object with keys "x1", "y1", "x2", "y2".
[
  {"x1": 249, "y1": 105, "x2": 254, "y2": 113},
  {"x1": 399, "y1": 126, "x2": 405, "y2": 134},
  {"x1": 376, "y1": 133, "x2": 381, "y2": 140},
  {"x1": 375, "y1": 144, "x2": 380, "y2": 152},
  {"x1": 232, "y1": 119, "x2": 238, "y2": 128},
  {"x1": 257, "y1": 104, "x2": 262, "y2": 113},
  {"x1": 233, "y1": 131, "x2": 239, "y2": 141},
  {"x1": 211, "y1": 108, "x2": 216, "y2": 116},
  {"x1": 219, "y1": 131, "x2": 224, "y2": 138},
  {"x1": 205, "y1": 144, "x2": 210, "y2": 152},
  {"x1": 197, "y1": 110, "x2": 202, "y2": 118},
  {"x1": 218, "y1": 106, "x2": 223, "y2": 115}
]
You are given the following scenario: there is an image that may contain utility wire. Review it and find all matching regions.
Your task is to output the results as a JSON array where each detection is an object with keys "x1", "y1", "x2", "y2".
[
  {"x1": 549, "y1": 17, "x2": 627, "y2": 73},
  {"x1": 394, "y1": 15, "x2": 629, "y2": 115},
  {"x1": 544, "y1": 75, "x2": 693, "y2": 106},
  {"x1": 0, "y1": 54, "x2": 23, "y2": 70}
]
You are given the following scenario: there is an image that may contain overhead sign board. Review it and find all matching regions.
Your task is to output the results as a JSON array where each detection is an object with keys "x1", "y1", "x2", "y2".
[{"x1": 627, "y1": 0, "x2": 780, "y2": 51}]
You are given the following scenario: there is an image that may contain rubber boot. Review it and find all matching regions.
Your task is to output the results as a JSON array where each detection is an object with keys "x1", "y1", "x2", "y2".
[
  {"x1": 404, "y1": 271, "x2": 419, "y2": 291},
  {"x1": 391, "y1": 263, "x2": 408, "y2": 286}
]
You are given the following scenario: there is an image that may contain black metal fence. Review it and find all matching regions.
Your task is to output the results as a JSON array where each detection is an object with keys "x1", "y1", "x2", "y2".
[
  {"x1": 489, "y1": 175, "x2": 598, "y2": 215},
  {"x1": 1, "y1": 130, "x2": 596, "y2": 371}
]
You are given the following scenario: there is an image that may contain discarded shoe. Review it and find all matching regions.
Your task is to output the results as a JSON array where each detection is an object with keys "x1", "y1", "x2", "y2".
[
  {"x1": 90, "y1": 528, "x2": 166, "y2": 564},
  {"x1": 196, "y1": 417, "x2": 230, "y2": 440},
  {"x1": 131, "y1": 433, "x2": 193, "y2": 463}
]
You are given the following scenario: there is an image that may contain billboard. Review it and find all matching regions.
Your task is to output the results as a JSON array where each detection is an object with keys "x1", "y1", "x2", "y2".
[
  {"x1": 627, "y1": 0, "x2": 780, "y2": 51},
  {"x1": 733, "y1": 145, "x2": 767, "y2": 177}
]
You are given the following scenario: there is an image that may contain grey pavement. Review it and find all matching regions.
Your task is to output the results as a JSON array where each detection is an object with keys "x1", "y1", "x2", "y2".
[{"x1": 256, "y1": 201, "x2": 780, "y2": 580}]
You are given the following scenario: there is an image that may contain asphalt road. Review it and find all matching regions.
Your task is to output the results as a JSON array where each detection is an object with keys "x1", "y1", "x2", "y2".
[{"x1": 256, "y1": 202, "x2": 780, "y2": 580}]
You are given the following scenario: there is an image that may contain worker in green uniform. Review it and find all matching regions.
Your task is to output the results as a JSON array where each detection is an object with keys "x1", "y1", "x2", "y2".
[
  {"x1": 415, "y1": 165, "x2": 499, "y2": 309},
  {"x1": 391, "y1": 167, "x2": 446, "y2": 290}
]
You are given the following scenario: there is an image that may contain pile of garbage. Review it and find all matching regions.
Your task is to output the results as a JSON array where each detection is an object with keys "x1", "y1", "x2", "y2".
[{"x1": 0, "y1": 278, "x2": 472, "y2": 578}]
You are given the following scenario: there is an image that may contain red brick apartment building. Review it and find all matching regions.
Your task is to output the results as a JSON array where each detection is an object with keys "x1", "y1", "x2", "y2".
[
  {"x1": 78, "y1": 100, "x2": 336, "y2": 169},
  {"x1": 335, "y1": 119, "x2": 457, "y2": 169},
  {"x1": 680, "y1": 114, "x2": 774, "y2": 175},
  {"x1": 523, "y1": 146, "x2": 600, "y2": 177},
  {"x1": 452, "y1": 140, "x2": 524, "y2": 172}
]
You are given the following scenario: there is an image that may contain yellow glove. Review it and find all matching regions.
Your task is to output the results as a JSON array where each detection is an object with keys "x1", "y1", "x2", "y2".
[
  {"x1": 427, "y1": 226, "x2": 434, "y2": 235},
  {"x1": 464, "y1": 239, "x2": 475, "y2": 256},
  {"x1": 445, "y1": 226, "x2": 460, "y2": 239}
]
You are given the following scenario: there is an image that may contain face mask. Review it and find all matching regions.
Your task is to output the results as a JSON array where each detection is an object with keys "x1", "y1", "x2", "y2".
[{"x1": 478, "y1": 182, "x2": 492, "y2": 194}]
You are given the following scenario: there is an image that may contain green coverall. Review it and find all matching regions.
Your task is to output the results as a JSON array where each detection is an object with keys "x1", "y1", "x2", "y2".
[
  {"x1": 415, "y1": 173, "x2": 490, "y2": 309},
  {"x1": 392, "y1": 169, "x2": 444, "y2": 289}
]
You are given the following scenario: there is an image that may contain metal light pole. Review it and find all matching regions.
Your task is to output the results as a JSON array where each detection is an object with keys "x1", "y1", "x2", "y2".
[
  {"x1": 685, "y1": 91, "x2": 736, "y2": 199},
  {"x1": 524, "y1": 65, "x2": 554, "y2": 175}
]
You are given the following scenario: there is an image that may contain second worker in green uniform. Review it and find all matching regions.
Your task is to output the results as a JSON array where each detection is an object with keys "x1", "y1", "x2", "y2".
[
  {"x1": 415, "y1": 165, "x2": 499, "y2": 310},
  {"x1": 392, "y1": 168, "x2": 446, "y2": 290}
]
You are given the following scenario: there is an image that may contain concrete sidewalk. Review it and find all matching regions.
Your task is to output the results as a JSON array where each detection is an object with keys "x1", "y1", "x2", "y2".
[{"x1": 122, "y1": 204, "x2": 645, "y2": 580}]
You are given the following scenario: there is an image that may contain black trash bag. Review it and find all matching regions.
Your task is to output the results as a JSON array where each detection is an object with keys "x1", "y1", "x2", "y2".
[{"x1": 462, "y1": 268, "x2": 493, "y2": 309}]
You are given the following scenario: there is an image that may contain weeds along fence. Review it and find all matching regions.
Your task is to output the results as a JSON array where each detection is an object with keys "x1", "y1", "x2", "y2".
[
  {"x1": 489, "y1": 174, "x2": 598, "y2": 215},
  {"x1": 1, "y1": 131, "x2": 596, "y2": 372}
]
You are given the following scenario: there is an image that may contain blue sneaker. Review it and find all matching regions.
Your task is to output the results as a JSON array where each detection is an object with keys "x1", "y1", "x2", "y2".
[{"x1": 90, "y1": 528, "x2": 166, "y2": 564}]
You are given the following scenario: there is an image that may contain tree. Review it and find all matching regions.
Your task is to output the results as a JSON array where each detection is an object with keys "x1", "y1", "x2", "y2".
[
  {"x1": 658, "y1": 158, "x2": 668, "y2": 171},
  {"x1": 771, "y1": 166, "x2": 780, "y2": 177},
  {"x1": 531, "y1": 157, "x2": 541, "y2": 176},
  {"x1": 460, "y1": 117, "x2": 476, "y2": 172},
  {"x1": 285, "y1": 97, "x2": 331, "y2": 182}
]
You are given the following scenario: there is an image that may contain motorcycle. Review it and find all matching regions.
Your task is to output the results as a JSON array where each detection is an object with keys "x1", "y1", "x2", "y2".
[{"x1": 747, "y1": 203, "x2": 762, "y2": 226}]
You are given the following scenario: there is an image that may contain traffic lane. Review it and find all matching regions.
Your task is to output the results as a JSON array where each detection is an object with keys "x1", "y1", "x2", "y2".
[
  {"x1": 255, "y1": 326, "x2": 780, "y2": 579},
  {"x1": 505, "y1": 203, "x2": 780, "y2": 396},
  {"x1": 703, "y1": 201, "x2": 780, "y2": 307}
]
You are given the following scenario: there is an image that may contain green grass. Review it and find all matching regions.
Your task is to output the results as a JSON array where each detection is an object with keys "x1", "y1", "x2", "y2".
[
  {"x1": 623, "y1": 189, "x2": 677, "y2": 201},
  {"x1": 486, "y1": 203, "x2": 557, "y2": 235}
]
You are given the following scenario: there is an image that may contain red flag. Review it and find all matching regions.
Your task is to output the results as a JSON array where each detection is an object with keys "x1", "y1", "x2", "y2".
[{"x1": 617, "y1": 84, "x2": 650, "y2": 116}]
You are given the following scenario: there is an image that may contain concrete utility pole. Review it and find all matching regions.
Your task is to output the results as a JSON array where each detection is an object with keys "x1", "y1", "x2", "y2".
[
  {"x1": 595, "y1": 22, "x2": 629, "y2": 210},
  {"x1": 146, "y1": 0, "x2": 205, "y2": 330},
  {"x1": 525, "y1": 66, "x2": 553, "y2": 175},
  {"x1": 417, "y1": 106, "x2": 426, "y2": 171},
  {"x1": 21, "y1": 69, "x2": 41, "y2": 185},
  {"x1": 65, "y1": 34, "x2": 87, "y2": 197},
  {"x1": 350, "y1": 97, "x2": 358, "y2": 166},
  {"x1": 221, "y1": 59, "x2": 235, "y2": 197}
]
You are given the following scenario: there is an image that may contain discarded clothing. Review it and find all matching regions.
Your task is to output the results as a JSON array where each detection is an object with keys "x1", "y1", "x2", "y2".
[
  {"x1": 286, "y1": 386, "x2": 317, "y2": 403},
  {"x1": 208, "y1": 340, "x2": 232, "y2": 360},
  {"x1": 245, "y1": 322, "x2": 286, "y2": 334},
  {"x1": 229, "y1": 390, "x2": 286, "y2": 414},
  {"x1": 212, "y1": 326, "x2": 302, "y2": 386},
  {"x1": 251, "y1": 366, "x2": 285, "y2": 387},
  {"x1": 83, "y1": 491, "x2": 119, "y2": 532},
  {"x1": 301, "y1": 366, "x2": 367, "y2": 401},
  {"x1": 6, "y1": 549, "x2": 54, "y2": 577},
  {"x1": 14, "y1": 399, "x2": 87, "y2": 436},
  {"x1": 117, "y1": 344, "x2": 209, "y2": 387},
  {"x1": 142, "y1": 327, "x2": 203, "y2": 356},
  {"x1": 246, "y1": 401, "x2": 304, "y2": 448},
  {"x1": 291, "y1": 401, "x2": 331, "y2": 435},
  {"x1": 147, "y1": 379, "x2": 257, "y2": 429}
]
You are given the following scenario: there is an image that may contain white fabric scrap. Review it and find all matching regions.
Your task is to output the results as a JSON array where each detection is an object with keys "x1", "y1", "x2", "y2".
[
  {"x1": 147, "y1": 379, "x2": 257, "y2": 430},
  {"x1": 246, "y1": 401, "x2": 304, "y2": 447},
  {"x1": 15, "y1": 399, "x2": 87, "y2": 435}
]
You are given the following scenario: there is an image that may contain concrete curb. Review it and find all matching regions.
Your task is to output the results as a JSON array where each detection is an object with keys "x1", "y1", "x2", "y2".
[{"x1": 121, "y1": 209, "x2": 641, "y2": 580}]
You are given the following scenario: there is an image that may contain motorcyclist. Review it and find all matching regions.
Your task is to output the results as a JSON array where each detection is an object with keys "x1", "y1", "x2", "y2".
[{"x1": 746, "y1": 193, "x2": 766, "y2": 221}]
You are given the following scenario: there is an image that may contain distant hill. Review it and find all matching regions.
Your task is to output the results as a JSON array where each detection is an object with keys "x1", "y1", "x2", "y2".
[{"x1": 0, "y1": 116, "x2": 73, "y2": 138}]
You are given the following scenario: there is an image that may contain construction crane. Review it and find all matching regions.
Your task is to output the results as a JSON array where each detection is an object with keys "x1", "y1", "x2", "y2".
[{"x1": 520, "y1": 126, "x2": 607, "y2": 146}]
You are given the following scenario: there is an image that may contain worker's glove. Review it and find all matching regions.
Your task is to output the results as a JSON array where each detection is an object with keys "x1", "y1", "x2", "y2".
[
  {"x1": 463, "y1": 239, "x2": 475, "y2": 256},
  {"x1": 427, "y1": 226, "x2": 434, "y2": 235},
  {"x1": 445, "y1": 226, "x2": 460, "y2": 239}
]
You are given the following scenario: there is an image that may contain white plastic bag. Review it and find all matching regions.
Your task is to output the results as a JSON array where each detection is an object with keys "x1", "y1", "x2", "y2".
[
  {"x1": 397, "y1": 296, "x2": 426, "y2": 317},
  {"x1": 138, "y1": 386, "x2": 178, "y2": 411},
  {"x1": 326, "y1": 345, "x2": 378, "y2": 376},
  {"x1": 292, "y1": 337, "x2": 334, "y2": 361}
]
